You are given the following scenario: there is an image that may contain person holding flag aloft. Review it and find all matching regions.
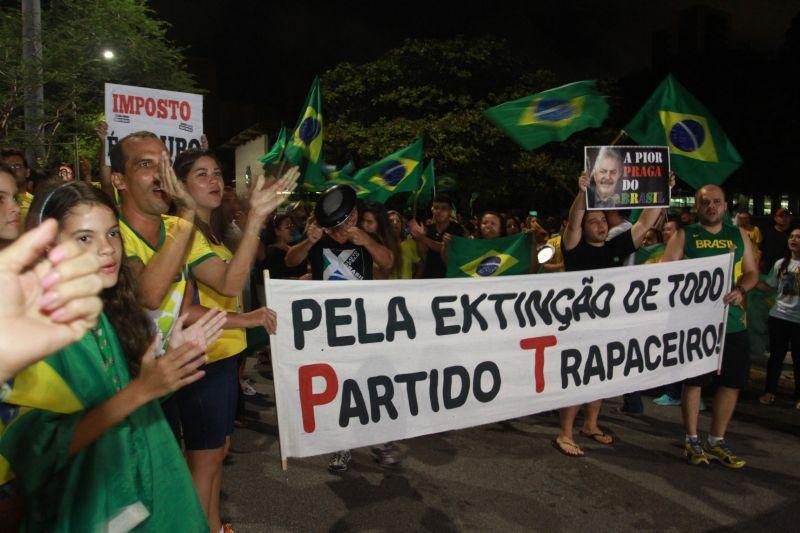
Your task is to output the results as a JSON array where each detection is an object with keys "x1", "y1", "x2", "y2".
[{"x1": 553, "y1": 171, "x2": 668, "y2": 457}]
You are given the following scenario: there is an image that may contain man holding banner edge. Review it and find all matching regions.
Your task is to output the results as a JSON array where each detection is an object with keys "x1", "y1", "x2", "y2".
[
  {"x1": 554, "y1": 171, "x2": 670, "y2": 457},
  {"x1": 661, "y1": 184, "x2": 758, "y2": 468}
]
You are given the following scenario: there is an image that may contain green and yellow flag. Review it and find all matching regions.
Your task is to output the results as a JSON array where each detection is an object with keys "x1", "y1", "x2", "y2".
[
  {"x1": 484, "y1": 80, "x2": 609, "y2": 150},
  {"x1": 258, "y1": 125, "x2": 287, "y2": 169},
  {"x1": 446, "y1": 233, "x2": 532, "y2": 278},
  {"x1": 355, "y1": 135, "x2": 424, "y2": 203},
  {"x1": 285, "y1": 77, "x2": 325, "y2": 187},
  {"x1": 625, "y1": 74, "x2": 742, "y2": 189},
  {"x1": 407, "y1": 160, "x2": 435, "y2": 209},
  {"x1": 634, "y1": 243, "x2": 666, "y2": 265}
]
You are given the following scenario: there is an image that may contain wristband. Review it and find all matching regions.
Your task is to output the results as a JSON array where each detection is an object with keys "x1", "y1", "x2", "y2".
[{"x1": 735, "y1": 284, "x2": 748, "y2": 296}]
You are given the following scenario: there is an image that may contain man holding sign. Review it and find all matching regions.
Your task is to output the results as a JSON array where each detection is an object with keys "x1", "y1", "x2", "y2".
[
  {"x1": 661, "y1": 184, "x2": 758, "y2": 468},
  {"x1": 554, "y1": 171, "x2": 668, "y2": 457}
]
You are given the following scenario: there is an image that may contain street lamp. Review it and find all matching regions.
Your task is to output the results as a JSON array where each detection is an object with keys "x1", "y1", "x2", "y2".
[{"x1": 102, "y1": 49, "x2": 114, "y2": 60}]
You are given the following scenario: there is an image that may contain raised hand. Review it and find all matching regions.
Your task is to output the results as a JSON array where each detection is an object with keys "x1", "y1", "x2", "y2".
[
  {"x1": 247, "y1": 166, "x2": 301, "y2": 225},
  {"x1": 408, "y1": 219, "x2": 425, "y2": 238},
  {"x1": 0, "y1": 220, "x2": 104, "y2": 381},
  {"x1": 306, "y1": 220, "x2": 323, "y2": 244},
  {"x1": 95, "y1": 120, "x2": 109, "y2": 140},
  {"x1": 168, "y1": 308, "x2": 227, "y2": 352},
  {"x1": 345, "y1": 226, "x2": 371, "y2": 246},
  {"x1": 159, "y1": 151, "x2": 196, "y2": 212},
  {"x1": 136, "y1": 336, "x2": 206, "y2": 399},
  {"x1": 578, "y1": 172, "x2": 589, "y2": 193}
]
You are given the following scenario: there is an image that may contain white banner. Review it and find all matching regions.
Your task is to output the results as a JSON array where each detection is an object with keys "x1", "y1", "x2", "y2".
[
  {"x1": 267, "y1": 255, "x2": 732, "y2": 460},
  {"x1": 103, "y1": 83, "x2": 203, "y2": 163}
]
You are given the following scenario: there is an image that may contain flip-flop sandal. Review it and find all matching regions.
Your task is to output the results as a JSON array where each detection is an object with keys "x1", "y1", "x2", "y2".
[
  {"x1": 579, "y1": 430, "x2": 613, "y2": 445},
  {"x1": 551, "y1": 438, "x2": 584, "y2": 457}
]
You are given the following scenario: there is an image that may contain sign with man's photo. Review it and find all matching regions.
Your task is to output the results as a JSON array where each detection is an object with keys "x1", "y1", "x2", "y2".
[{"x1": 585, "y1": 146, "x2": 670, "y2": 210}]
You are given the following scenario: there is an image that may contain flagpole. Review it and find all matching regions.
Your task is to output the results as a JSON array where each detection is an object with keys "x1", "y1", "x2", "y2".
[{"x1": 609, "y1": 129, "x2": 626, "y2": 146}]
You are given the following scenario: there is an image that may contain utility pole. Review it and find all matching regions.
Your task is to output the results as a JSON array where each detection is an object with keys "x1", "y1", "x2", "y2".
[{"x1": 22, "y1": 0, "x2": 44, "y2": 165}]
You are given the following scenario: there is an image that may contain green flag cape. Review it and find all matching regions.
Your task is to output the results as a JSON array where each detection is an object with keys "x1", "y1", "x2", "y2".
[
  {"x1": 355, "y1": 135, "x2": 424, "y2": 203},
  {"x1": 285, "y1": 76, "x2": 325, "y2": 188},
  {"x1": 0, "y1": 313, "x2": 207, "y2": 532},
  {"x1": 625, "y1": 74, "x2": 742, "y2": 189},
  {"x1": 258, "y1": 125, "x2": 287, "y2": 169},
  {"x1": 484, "y1": 80, "x2": 609, "y2": 150},
  {"x1": 446, "y1": 233, "x2": 531, "y2": 278},
  {"x1": 406, "y1": 160, "x2": 435, "y2": 209}
]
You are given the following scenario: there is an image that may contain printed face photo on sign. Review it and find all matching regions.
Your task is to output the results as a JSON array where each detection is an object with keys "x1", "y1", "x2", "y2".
[{"x1": 585, "y1": 146, "x2": 671, "y2": 211}]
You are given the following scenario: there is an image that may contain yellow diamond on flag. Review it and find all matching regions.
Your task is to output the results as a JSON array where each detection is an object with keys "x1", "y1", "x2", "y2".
[
  {"x1": 367, "y1": 157, "x2": 420, "y2": 191},
  {"x1": 518, "y1": 96, "x2": 585, "y2": 128},
  {"x1": 460, "y1": 250, "x2": 520, "y2": 278},
  {"x1": 659, "y1": 110, "x2": 718, "y2": 163},
  {"x1": 293, "y1": 106, "x2": 323, "y2": 163}
]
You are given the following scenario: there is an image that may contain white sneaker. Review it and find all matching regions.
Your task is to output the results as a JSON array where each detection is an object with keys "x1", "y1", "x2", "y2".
[{"x1": 328, "y1": 449, "x2": 352, "y2": 472}]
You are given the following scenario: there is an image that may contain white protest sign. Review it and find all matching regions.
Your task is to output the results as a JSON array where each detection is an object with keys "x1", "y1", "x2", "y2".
[
  {"x1": 103, "y1": 83, "x2": 203, "y2": 163},
  {"x1": 267, "y1": 255, "x2": 732, "y2": 460}
]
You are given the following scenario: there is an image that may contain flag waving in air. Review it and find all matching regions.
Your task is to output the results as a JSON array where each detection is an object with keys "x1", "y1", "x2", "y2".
[
  {"x1": 257, "y1": 125, "x2": 287, "y2": 169},
  {"x1": 446, "y1": 233, "x2": 532, "y2": 278},
  {"x1": 355, "y1": 135, "x2": 424, "y2": 203},
  {"x1": 285, "y1": 77, "x2": 325, "y2": 187},
  {"x1": 407, "y1": 160, "x2": 435, "y2": 209},
  {"x1": 484, "y1": 80, "x2": 609, "y2": 150},
  {"x1": 625, "y1": 74, "x2": 742, "y2": 189}
]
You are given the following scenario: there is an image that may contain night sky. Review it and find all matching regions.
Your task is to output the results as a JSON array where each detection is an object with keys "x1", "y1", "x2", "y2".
[{"x1": 151, "y1": 0, "x2": 800, "y2": 142}]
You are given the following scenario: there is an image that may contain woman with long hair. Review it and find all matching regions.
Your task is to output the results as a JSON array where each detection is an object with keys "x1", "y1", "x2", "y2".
[
  {"x1": 173, "y1": 149, "x2": 278, "y2": 533},
  {"x1": 1, "y1": 181, "x2": 224, "y2": 531},
  {"x1": 387, "y1": 210, "x2": 420, "y2": 279},
  {"x1": 358, "y1": 201, "x2": 400, "y2": 279},
  {"x1": 759, "y1": 227, "x2": 800, "y2": 408},
  {"x1": 263, "y1": 213, "x2": 308, "y2": 279}
]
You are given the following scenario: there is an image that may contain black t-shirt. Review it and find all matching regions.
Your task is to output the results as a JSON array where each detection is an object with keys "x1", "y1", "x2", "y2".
[
  {"x1": 265, "y1": 245, "x2": 308, "y2": 280},
  {"x1": 562, "y1": 229, "x2": 636, "y2": 272},
  {"x1": 422, "y1": 221, "x2": 465, "y2": 279},
  {"x1": 760, "y1": 224, "x2": 788, "y2": 274},
  {"x1": 309, "y1": 234, "x2": 373, "y2": 280}
]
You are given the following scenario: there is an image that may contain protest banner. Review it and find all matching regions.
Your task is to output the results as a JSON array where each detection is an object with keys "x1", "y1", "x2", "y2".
[
  {"x1": 266, "y1": 254, "x2": 732, "y2": 461},
  {"x1": 585, "y1": 145, "x2": 670, "y2": 210},
  {"x1": 103, "y1": 83, "x2": 203, "y2": 163}
]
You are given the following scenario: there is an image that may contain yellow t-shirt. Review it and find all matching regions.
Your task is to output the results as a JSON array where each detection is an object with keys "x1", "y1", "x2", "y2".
[
  {"x1": 16, "y1": 191, "x2": 33, "y2": 226},
  {"x1": 395, "y1": 236, "x2": 421, "y2": 279},
  {"x1": 120, "y1": 215, "x2": 217, "y2": 344},
  {"x1": 546, "y1": 235, "x2": 564, "y2": 272},
  {"x1": 195, "y1": 240, "x2": 247, "y2": 363}
]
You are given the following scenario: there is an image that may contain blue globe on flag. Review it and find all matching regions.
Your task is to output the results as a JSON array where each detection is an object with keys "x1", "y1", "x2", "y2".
[
  {"x1": 476, "y1": 256, "x2": 502, "y2": 276},
  {"x1": 379, "y1": 160, "x2": 407, "y2": 187},
  {"x1": 299, "y1": 117, "x2": 321, "y2": 144},
  {"x1": 669, "y1": 119, "x2": 705, "y2": 152},
  {"x1": 535, "y1": 99, "x2": 574, "y2": 122}
]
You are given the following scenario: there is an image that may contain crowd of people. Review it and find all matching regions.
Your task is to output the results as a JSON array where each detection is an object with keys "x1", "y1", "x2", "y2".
[{"x1": 0, "y1": 128, "x2": 797, "y2": 531}]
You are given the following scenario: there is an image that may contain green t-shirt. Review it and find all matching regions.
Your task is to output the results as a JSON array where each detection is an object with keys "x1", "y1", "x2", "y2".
[{"x1": 683, "y1": 222, "x2": 746, "y2": 333}]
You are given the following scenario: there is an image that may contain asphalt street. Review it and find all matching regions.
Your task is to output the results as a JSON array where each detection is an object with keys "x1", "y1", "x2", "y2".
[{"x1": 222, "y1": 361, "x2": 800, "y2": 532}]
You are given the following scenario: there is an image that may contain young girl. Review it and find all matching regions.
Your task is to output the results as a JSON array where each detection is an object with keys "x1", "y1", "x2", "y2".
[
  {"x1": 1, "y1": 181, "x2": 224, "y2": 531},
  {"x1": 0, "y1": 163, "x2": 21, "y2": 248}
]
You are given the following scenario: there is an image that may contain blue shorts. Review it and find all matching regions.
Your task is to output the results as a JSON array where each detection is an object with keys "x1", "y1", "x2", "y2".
[{"x1": 175, "y1": 354, "x2": 240, "y2": 450}]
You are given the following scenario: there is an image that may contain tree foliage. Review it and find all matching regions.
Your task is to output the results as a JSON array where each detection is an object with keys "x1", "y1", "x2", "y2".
[
  {"x1": 321, "y1": 36, "x2": 621, "y2": 214},
  {"x1": 0, "y1": 0, "x2": 196, "y2": 164}
]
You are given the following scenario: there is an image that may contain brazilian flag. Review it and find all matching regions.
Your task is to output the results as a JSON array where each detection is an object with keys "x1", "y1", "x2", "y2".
[
  {"x1": 285, "y1": 77, "x2": 325, "y2": 188},
  {"x1": 354, "y1": 135, "x2": 424, "y2": 203},
  {"x1": 484, "y1": 80, "x2": 609, "y2": 150},
  {"x1": 625, "y1": 74, "x2": 742, "y2": 189},
  {"x1": 322, "y1": 160, "x2": 355, "y2": 181},
  {"x1": 257, "y1": 125, "x2": 287, "y2": 169},
  {"x1": 446, "y1": 233, "x2": 532, "y2": 278},
  {"x1": 634, "y1": 243, "x2": 666, "y2": 265},
  {"x1": 406, "y1": 160, "x2": 436, "y2": 209}
]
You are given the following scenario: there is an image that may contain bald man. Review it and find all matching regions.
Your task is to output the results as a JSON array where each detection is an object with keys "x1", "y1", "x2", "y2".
[{"x1": 662, "y1": 184, "x2": 758, "y2": 468}]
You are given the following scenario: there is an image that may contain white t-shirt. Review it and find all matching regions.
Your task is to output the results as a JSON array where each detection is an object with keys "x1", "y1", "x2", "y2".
[{"x1": 766, "y1": 258, "x2": 800, "y2": 323}]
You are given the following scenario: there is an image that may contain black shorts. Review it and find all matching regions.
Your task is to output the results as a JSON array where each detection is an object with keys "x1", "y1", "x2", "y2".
[
  {"x1": 684, "y1": 330, "x2": 750, "y2": 390},
  {"x1": 175, "y1": 354, "x2": 241, "y2": 450}
]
